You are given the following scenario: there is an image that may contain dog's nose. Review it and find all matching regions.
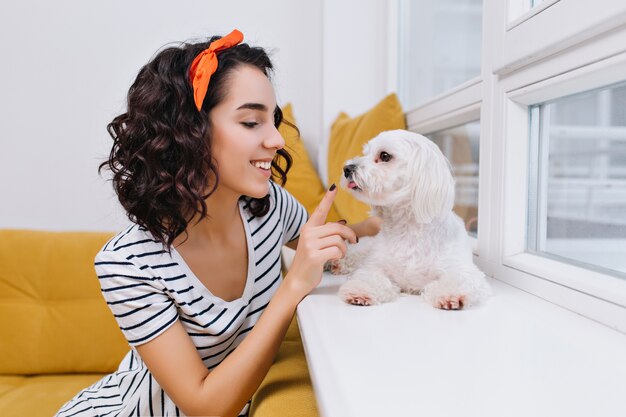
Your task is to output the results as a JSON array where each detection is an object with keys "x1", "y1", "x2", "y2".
[{"x1": 343, "y1": 164, "x2": 356, "y2": 178}]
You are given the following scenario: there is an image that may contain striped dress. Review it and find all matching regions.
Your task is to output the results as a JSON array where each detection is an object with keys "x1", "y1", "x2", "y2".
[{"x1": 56, "y1": 182, "x2": 308, "y2": 417}]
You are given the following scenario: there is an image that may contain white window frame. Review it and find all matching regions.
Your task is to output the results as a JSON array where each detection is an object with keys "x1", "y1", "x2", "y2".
[
  {"x1": 495, "y1": 0, "x2": 626, "y2": 73},
  {"x1": 388, "y1": 0, "x2": 626, "y2": 333}
]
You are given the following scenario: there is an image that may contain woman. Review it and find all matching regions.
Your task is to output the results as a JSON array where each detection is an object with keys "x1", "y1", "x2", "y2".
[{"x1": 56, "y1": 29, "x2": 377, "y2": 417}]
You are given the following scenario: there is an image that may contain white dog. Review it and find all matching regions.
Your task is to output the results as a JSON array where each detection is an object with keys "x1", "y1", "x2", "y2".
[{"x1": 328, "y1": 129, "x2": 491, "y2": 310}]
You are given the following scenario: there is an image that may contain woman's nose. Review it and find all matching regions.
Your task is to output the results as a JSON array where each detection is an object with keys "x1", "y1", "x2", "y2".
[{"x1": 265, "y1": 125, "x2": 285, "y2": 150}]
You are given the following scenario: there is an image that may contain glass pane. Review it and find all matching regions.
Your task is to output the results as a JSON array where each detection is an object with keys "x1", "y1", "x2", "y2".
[
  {"x1": 426, "y1": 121, "x2": 480, "y2": 237},
  {"x1": 398, "y1": 0, "x2": 482, "y2": 110},
  {"x1": 528, "y1": 81, "x2": 626, "y2": 277}
]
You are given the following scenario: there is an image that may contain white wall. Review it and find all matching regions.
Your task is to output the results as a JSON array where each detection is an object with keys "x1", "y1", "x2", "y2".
[
  {"x1": 0, "y1": 0, "x2": 389, "y2": 232},
  {"x1": 0, "y1": 0, "x2": 322, "y2": 231},
  {"x1": 319, "y1": 0, "x2": 391, "y2": 185}
]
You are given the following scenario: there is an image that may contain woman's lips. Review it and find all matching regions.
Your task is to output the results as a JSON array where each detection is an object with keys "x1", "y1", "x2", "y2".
[{"x1": 251, "y1": 161, "x2": 271, "y2": 178}]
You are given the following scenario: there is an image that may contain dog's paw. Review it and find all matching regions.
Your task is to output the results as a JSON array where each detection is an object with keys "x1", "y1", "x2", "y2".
[
  {"x1": 326, "y1": 259, "x2": 342, "y2": 275},
  {"x1": 435, "y1": 295, "x2": 466, "y2": 310},
  {"x1": 325, "y1": 259, "x2": 350, "y2": 275},
  {"x1": 345, "y1": 294, "x2": 373, "y2": 306},
  {"x1": 339, "y1": 280, "x2": 377, "y2": 306}
]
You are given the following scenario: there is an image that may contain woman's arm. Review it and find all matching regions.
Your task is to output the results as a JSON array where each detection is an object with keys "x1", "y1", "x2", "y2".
[
  {"x1": 136, "y1": 187, "x2": 356, "y2": 417},
  {"x1": 136, "y1": 279, "x2": 302, "y2": 416}
]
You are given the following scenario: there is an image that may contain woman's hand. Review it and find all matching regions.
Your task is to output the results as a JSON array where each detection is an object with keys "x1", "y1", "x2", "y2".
[{"x1": 284, "y1": 185, "x2": 357, "y2": 300}]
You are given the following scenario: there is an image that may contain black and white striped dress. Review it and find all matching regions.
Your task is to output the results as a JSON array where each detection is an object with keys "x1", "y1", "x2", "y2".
[{"x1": 56, "y1": 182, "x2": 308, "y2": 417}]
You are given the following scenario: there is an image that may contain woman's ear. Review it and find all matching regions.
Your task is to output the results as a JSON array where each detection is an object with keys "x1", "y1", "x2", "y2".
[{"x1": 409, "y1": 141, "x2": 455, "y2": 224}]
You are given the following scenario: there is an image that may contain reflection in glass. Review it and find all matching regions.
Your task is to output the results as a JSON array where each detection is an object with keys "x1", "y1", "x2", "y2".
[
  {"x1": 531, "y1": 0, "x2": 545, "y2": 8},
  {"x1": 398, "y1": 0, "x2": 482, "y2": 110},
  {"x1": 427, "y1": 121, "x2": 480, "y2": 237},
  {"x1": 528, "y1": 81, "x2": 626, "y2": 276}
]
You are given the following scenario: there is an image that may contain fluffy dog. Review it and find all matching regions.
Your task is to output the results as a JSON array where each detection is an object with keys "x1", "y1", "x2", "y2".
[{"x1": 328, "y1": 129, "x2": 491, "y2": 310}]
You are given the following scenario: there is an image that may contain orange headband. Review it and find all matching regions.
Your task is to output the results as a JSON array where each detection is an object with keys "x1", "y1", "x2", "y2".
[{"x1": 189, "y1": 29, "x2": 244, "y2": 111}]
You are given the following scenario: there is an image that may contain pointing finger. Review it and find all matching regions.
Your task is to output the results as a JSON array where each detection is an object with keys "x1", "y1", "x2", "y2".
[{"x1": 309, "y1": 184, "x2": 338, "y2": 226}]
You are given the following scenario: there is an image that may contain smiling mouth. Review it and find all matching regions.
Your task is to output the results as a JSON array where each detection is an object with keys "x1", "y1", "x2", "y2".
[{"x1": 250, "y1": 160, "x2": 271, "y2": 170}]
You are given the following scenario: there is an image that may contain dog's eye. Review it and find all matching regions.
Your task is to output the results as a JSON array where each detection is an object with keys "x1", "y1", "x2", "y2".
[{"x1": 379, "y1": 151, "x2": 392, "y2": 162}]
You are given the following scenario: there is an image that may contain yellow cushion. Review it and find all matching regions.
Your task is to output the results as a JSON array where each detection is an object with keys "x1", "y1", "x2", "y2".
[
  {"x1": 328, "y1": 93, "x2": 406, "y2": 223},
  {"x1": 279, "y1": 104, "x2": 341, "y2": 222},
  {"x1": 0, "y1": 230, "x2": 129, "y2": 374},
  {"x1": 250, "y1": 317, "x2": 318, "y2": 417},
  {"x1": 0, "y1": 374, "x2": 104, "y2": 417},
  {"x1": 283, "y1": 313, "x2": 302, "y2": 343}
]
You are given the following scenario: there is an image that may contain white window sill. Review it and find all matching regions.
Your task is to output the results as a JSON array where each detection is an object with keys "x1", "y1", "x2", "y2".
[{"x1": 296, "y1": 273, "x2": 626, "y2": 417}]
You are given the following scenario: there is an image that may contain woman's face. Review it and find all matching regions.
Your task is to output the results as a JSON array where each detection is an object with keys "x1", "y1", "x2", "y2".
[{"x1": 208, "y1": 65, "x2": 285, "y2": 200}]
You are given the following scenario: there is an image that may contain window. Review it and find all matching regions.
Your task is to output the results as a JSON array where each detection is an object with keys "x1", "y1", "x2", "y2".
[
  {"x1": 397, "y1": 0, "x2": 482, "y2": 110},
  {"x1": 392, "y1": 0, "x2": 626, "y2": 331},
  {"x1": 398, "y1": 0, "x2": 483, "y2": 248},
  {"x1": 528, "y1": 82, "x2": 626, "y2": 276},
  {"x1": 427, "y1": 121, "x2": 481, "y2": 236}
]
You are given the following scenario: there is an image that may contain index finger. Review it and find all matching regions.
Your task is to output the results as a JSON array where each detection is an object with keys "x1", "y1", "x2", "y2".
[{"x1": 309, "y1": 184, "x2": 338, "y2": 226}]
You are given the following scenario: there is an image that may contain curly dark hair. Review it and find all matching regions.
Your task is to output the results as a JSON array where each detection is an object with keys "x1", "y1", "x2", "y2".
[{"x1": 100, "y1": 35, "x2": 293, "y2": 249}]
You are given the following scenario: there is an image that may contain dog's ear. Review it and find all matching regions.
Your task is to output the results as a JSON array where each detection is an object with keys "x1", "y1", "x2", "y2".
[{"x1": 408, "y1": 139, "x2": 455, "y2": 223}]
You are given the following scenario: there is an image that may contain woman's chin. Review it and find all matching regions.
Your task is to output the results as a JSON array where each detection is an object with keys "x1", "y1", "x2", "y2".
[{"x1": 247, "y1": 182, "x2": 270, "y2": 199}]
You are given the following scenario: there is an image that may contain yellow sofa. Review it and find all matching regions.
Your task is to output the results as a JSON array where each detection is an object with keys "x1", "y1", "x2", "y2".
[{"x1": 0, "y1": 229, "x2": 317, "y2": 416}]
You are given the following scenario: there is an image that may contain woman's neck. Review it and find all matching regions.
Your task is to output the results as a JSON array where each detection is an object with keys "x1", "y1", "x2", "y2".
[{"x1": 174, "y1": 187, "x2": 242, "y2": 248}]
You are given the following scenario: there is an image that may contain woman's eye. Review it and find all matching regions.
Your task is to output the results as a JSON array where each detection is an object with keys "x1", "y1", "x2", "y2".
[
  {"x1": 241, "y1": 122, "x2": 259, "y2": 128},
  {"x1": 379, "y1": 151, "x2": 392, "y2": 162}
]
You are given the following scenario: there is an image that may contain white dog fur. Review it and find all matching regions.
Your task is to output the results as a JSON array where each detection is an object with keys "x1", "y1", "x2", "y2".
[{"x1": 328, "y1": 129, "x2": 491, "y2": 310}]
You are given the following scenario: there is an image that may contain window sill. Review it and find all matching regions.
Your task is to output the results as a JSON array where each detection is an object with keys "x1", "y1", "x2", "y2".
[{"x1": 296, "y1": 273, "x2": 626, "y2": 417}]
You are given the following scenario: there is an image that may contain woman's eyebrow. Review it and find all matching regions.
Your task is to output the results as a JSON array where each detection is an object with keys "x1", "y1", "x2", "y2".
[{"x1": 236, "y1": 103, "x2": 268, "y2": 112}]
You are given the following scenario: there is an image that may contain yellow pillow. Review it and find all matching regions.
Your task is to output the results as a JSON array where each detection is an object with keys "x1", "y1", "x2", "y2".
[
  {"x1": 0, "y1": 230, "x2": 129, "y2": 374},
  {"x1": 278, "y1": 104, "x2": 341, "y2": 222},
  {"x1": 328, "y1": 93, "x2": 406, "y2": 223}
]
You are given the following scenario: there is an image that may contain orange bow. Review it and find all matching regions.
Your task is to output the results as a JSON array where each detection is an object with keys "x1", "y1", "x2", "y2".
[{"x1": 189, "y1": 29, "x2": 244, "y2": 111}]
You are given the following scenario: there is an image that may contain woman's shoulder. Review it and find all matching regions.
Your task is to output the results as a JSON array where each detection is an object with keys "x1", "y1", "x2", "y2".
[{"x1": 96, "y1": 224, "x2": 165, "y2": 262}]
